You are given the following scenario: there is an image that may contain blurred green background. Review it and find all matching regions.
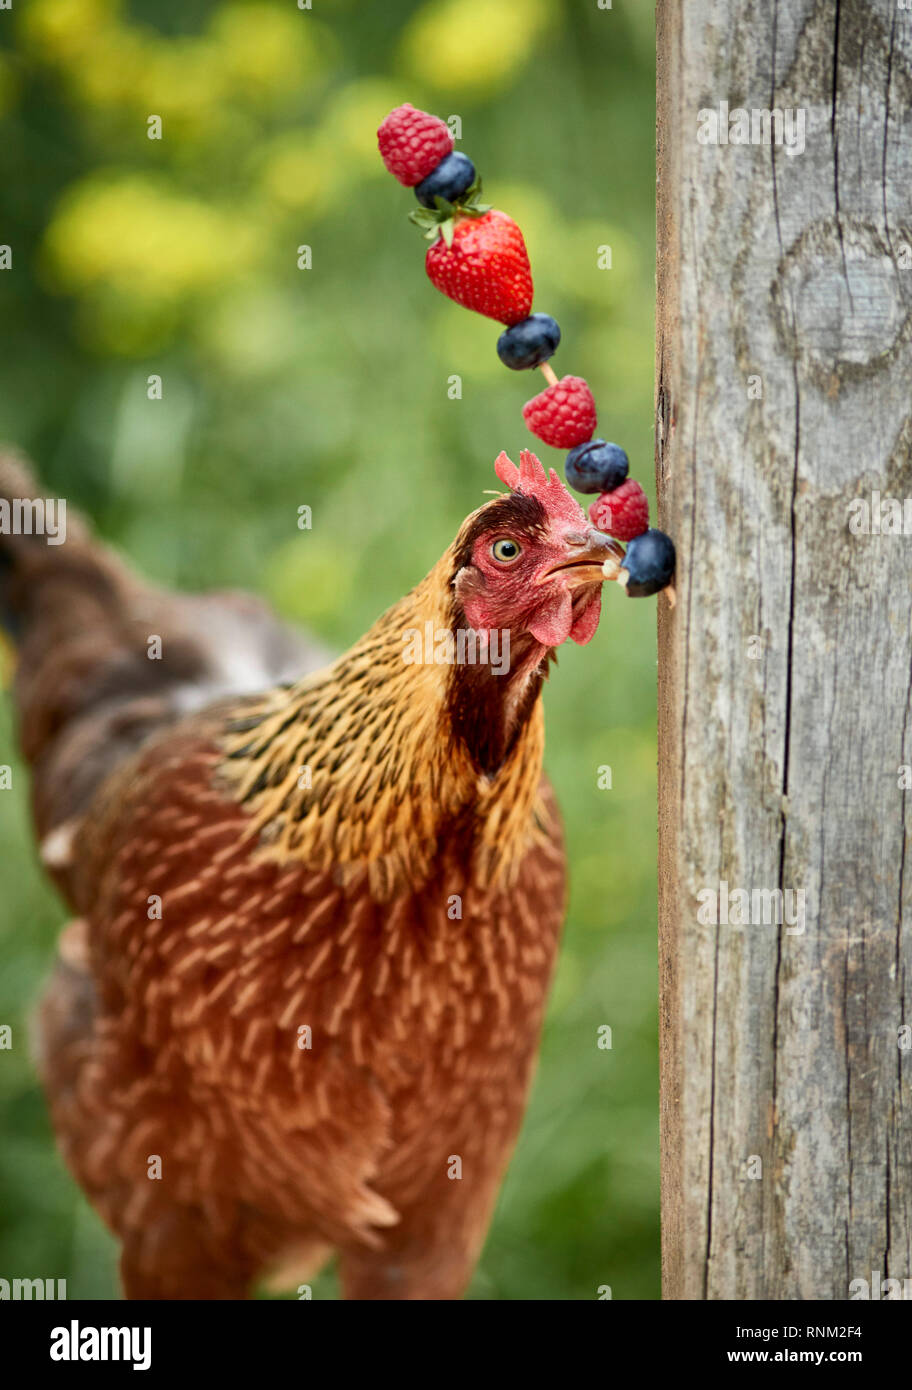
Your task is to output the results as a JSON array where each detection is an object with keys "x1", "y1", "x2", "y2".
[{"x1": 0, "y1": 0, "x2": 658, "y2": 1299}]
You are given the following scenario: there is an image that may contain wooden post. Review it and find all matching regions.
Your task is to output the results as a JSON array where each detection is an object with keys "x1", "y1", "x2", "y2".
[{"x1": 656, "y1": 0, "x2": 912, "y2": 1299}]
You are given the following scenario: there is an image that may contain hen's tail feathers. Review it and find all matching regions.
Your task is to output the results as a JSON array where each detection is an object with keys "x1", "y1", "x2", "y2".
[
  {"x1": 0, "y1": 447, "x2": 189, "y2": 842},
  {"x1": 0, "y1": 447, "x2": 328, "y2": 858},
  {"x1": 0, "y1": 444, "x2": 110, "y2": 644},
  {"x1": 0, "y1": 452, "x2": 35, "y2": 634}
]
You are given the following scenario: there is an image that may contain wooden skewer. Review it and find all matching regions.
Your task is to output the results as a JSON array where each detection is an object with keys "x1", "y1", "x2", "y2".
[
  {"x1": 607, "y1": 562, "x2": 676, "y2": 610},
  {"x1": 539, "y1": 362, "x2": 559, "y2": 387}
]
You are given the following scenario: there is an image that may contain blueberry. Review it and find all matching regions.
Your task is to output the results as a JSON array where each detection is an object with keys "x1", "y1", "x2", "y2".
[
  {"x1": 621, "y1": 528, "x2": 676, "y2": 597},
  {"x1": 415, "y1": 152, "x2": 476, "y2": 208},
  {"x1": 496, "y1": 314, "x2": 561, "y2": 370},
  {"x1": 564, "y1": 440, "x2": 629, "y2": 494}
]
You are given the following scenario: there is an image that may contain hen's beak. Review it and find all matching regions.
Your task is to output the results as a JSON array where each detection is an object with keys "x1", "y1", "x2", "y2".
[{"x1": 540, "y1": 527, "x2": 625, "y2": 586}]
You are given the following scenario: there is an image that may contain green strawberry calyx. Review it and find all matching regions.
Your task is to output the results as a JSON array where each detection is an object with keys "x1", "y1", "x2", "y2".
[{"x1": 408, "y1": 182, "x2": 492, "y2": 249}]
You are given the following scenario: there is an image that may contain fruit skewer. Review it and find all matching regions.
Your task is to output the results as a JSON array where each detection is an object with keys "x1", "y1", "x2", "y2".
[{"x1": 377, "y1": 102, "x2": 676, "y2": 605}]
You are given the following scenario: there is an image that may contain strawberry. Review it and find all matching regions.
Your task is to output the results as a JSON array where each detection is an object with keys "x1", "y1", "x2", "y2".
[
  {"x1": 522, "y1": 375, "x2": 596, "y2": 449},
  {"x1": 377, "y1": 104, "x2": 454, "y2": 187},
  {"x1": 424, "y1": 210, "x2": 533, "y2": 325},
  {"x1": 589, "y1": 478, "x2": 649, "y2": 541}
]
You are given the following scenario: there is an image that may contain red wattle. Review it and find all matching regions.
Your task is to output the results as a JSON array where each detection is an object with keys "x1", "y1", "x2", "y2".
[{"x1": 527, "y1": 590, "x2": 574, "y2": 647}]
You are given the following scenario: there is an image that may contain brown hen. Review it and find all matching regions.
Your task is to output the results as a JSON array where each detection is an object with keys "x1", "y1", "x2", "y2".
[{"x1": 0, "y1": 446, "x2": 621, "y2": 1300}]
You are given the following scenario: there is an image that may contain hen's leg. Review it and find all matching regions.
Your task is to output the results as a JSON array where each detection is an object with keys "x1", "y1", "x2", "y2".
[
  {"x1": 339, "y1": 1243, "x2": 478, "y2": 1301},
  {"x1": 338, "y1": 1172, "x2": 500, "y2": 1301},
  {"x1": 119, "y1": 1208, "x2": 260, "y2": 1300},
  {"x1": 259, "y1": 1238, "x2": 334, "y2": 1295}
]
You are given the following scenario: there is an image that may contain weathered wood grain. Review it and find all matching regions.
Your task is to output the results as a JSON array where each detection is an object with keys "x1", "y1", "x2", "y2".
[{"x1": 657, "y1": 0, "x2": 912, "y2": 1299}]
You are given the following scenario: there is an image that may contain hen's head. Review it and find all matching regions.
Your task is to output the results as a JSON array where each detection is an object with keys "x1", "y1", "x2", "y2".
[{"x1": 451, "y1": 450, "x2": 624, "y2": 649}]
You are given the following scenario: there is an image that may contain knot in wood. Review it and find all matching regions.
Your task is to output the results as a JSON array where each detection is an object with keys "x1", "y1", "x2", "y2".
[{"x1": 771, "y1": 217, "x2": 911, "y2": 389}]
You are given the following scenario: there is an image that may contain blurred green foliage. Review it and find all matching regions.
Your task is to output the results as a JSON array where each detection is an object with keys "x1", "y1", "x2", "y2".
[{"x1": 0, "y1": 0, "x2": 659, "y2": 1299}]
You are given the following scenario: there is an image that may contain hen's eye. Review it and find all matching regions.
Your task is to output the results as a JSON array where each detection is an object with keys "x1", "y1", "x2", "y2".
[{"x1": 491, "y1": 537, "x2": 521, "y2": 564}]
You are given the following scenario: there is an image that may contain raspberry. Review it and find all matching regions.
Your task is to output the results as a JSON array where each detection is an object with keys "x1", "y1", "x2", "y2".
[
  {"x1": 377, "y1": 104, "x2": 454, "y2": 187},
  {"x1": 589, "y1": 479, "x2": 649, "y2": 542},
  {"x1": 522, "y1": 376, "x2": 596, "y2": 449}
]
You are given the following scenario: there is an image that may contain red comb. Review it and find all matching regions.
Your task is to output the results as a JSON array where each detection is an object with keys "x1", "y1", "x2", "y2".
[{"x1": 494, "y1": 449, "x2": 587, "y2": 527}]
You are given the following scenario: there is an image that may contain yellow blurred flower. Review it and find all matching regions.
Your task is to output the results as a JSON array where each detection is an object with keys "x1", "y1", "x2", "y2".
[
  {"x1": 260, "y1": 78, "x2": 428, "y2": 216},
  {"x1": 43, "y1": 176, "x2": 260, "y2": 301},
  {"x1": 20, "y1": 1, "x2": 222, "y2": 136},
  {"x1": 21, "y1": 0, "x2": 334, "y2": 137},
  {"x1": 64, "y1": 26, "x2": 160, "y2": 114},
  {"x1": 258, "y1": 132, "x2": 343, "y2": 215},
  {"x1": 18, "y1": 0, "x2": 121, "y2": 60},
  {"x1": 320, "y1": 78, "x2": 409, "y2": 172},
  {"x1": 133, "y1": 40, "x2": 228, "y2": 128},
  {"x1": 209, "y1": 2, "x2": 331, "y2": 102},
  {"x1": 399, "y1": 0, "x2": 552, "y2": 93}
]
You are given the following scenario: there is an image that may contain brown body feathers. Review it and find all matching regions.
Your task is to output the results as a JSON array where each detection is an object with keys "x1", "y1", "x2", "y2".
[{"x1": 3, "y1": 452, "x2": 578, "y2": 1300}]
